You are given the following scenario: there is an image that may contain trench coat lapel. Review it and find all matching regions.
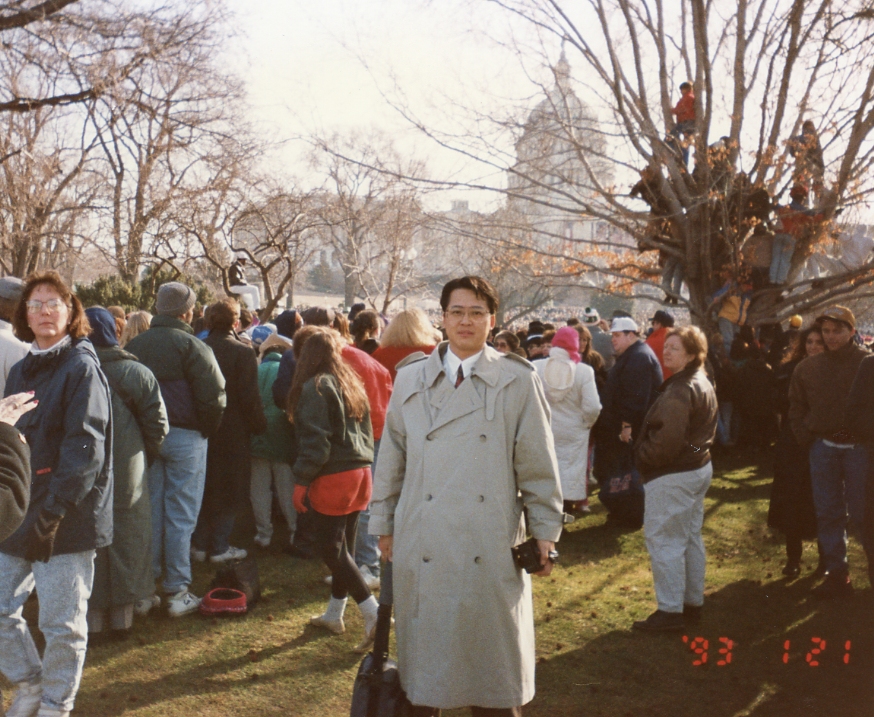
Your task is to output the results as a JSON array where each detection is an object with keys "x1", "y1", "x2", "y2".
[{"x1": 424, "y1": 344, "x2": 504, "y2": 434}]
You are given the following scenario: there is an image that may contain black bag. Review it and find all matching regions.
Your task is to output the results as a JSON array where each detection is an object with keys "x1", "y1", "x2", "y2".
[
  {"x1": 597, "y1": 444, "x2": 645, "y2": 529},
  {"x1": 350, "y1": 562, "x2": 413, "y2": 717},
  {"x1": 210, "y1": 555, "x2": 261, "y2": 606}
]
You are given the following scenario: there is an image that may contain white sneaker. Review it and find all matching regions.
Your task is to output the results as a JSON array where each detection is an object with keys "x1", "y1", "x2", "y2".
[
  {"x1": 134, "y1": 594, "x2": 160, "y2": 616},
  {"x1": 309, "y1": 613, "x2": 345, "y2": 634},
  {"x1": 36, "y1": 707, "x2": 69, "y2": 717},
  {"x1": 190, "y1": 547, "x2": 207, "y2": 563},
  {"x1": 359, "y1": 565, "x2": 381, "y2": 591},
  {"x1": 6, "y1": 680, "x2": 41, "y2": 717},
  {"x1": 209, "y1": 546, "x2": 247, "y2": 563},
  {"x1": 166, "y1": 590, "x2": 201, "y2": 617}
]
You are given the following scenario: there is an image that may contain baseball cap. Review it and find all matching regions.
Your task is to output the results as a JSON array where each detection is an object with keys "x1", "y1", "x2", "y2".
[
  {"x1": 610, "y1": 317, "x2": 640, "y2": 333},
  {"x1": 816, "y1": 306, "x2": 855, "y2": 331}
]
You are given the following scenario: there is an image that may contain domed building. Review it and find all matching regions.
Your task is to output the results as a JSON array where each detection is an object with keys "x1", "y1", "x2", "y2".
[{"x1": 508, "y1": 51, "x2": 614, "y2": 247}]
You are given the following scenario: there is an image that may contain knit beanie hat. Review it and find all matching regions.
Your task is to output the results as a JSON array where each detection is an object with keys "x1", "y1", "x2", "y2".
[
  {"x1": 155, "y1": 282, "x2": 196, "y2": 316},
  {"x1": 273, "y1": 310, "x2": 301, "y2": 338}
]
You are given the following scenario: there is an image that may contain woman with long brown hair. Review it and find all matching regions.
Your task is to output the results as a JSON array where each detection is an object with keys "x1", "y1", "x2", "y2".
[{"x1": 288, "y1": 327, "x2": 378, "y2": 652}]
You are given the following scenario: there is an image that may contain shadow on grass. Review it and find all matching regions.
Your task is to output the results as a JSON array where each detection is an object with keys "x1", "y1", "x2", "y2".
[
  {"x1": 528, "y1": 577, "x2": 873, "y2": 717},
  {"x1": 78, "y1": 623, "x2": 363, "y2": 716}
]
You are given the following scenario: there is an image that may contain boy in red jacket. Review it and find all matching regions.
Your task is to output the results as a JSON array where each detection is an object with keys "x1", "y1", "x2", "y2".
[{"x1": 669, "y1": 82, "x2": 696, "y2": 165}]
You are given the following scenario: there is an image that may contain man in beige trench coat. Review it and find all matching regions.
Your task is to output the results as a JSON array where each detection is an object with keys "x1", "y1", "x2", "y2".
[{"x1": 370, "y1": 276, "x2": 564, "y2": 716}]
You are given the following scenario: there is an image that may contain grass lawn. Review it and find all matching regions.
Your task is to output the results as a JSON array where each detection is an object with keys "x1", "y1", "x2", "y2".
[{"x1": 3, "y1": 449, "x2": 871, "y2": 716}]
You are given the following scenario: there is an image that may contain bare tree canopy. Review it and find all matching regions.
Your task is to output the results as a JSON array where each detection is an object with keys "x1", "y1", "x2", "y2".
[{"x1": 357, "y1": 0, "x2": 874, "y2": 330}]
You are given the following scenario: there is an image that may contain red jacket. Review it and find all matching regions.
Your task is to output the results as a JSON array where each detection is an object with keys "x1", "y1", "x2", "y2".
[
  {"x1": 646, "y1": 326, "x2": 673, "y2": 380},
  {"x1": 672, "y1": 92, "x2": 695, "y2": 124},
  {"x1": 341, "y1": 345, "x2": 392, "y2": 441},
  {"x1": 371, "y1": 344, "x2": 436, "y2": 382},
  {"x1": 776, "y1": 203, "x2": 824, "y2": 238}
]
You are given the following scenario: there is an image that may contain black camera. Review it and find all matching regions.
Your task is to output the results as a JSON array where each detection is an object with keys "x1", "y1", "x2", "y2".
[{"x1": 512, "y1": 537, "x2": 558, "y2": 573}]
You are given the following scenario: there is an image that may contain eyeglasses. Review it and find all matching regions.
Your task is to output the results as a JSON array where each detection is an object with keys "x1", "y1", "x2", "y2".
[
  {"x1": 26, "y1": 299, "x2": 68, "y2": 314},
  {"x1": 495, "y1": 341, "x2": 509, "y2": 349},
  {"x1": 445, "y1": 308, "x2": 490, "y2": 322}
]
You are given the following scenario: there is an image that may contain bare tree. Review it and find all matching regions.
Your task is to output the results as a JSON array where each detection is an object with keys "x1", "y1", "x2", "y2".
[
  {"x1": 87, "y1": 2, "x2": 245, "y2": 283},
  {"x1": 367, "y1": 1, "x2": 874, "y2": 329},
  {"x1": 0, "y1": 105, "x2": 99, "y2": 277},
  {"x1": 310, "y1": 132, "x2": 432, "y2": 311}
]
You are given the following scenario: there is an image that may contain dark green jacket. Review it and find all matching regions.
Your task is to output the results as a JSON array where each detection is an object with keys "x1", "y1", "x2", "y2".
[
  {"x1": 292, "y1": 374, "x2": 373, "y2": 486},
  {"x1": 92, "y1": 345, "x2": 169, "y2": 608},
  {"x1": 125, "y1": 315, "x2": 226, "y2": 437}
]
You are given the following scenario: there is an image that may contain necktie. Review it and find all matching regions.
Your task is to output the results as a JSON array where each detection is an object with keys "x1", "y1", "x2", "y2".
[{"x1": 455, "y1": 365, "x2": 465, "y2": 388}]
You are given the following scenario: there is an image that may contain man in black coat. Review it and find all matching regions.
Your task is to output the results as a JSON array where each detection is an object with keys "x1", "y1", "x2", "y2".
[
  {"x1": 192, "y1": 298, "x2": 267, "y2": 564},
  {"x1": 593, "y1": 317, "x2": 663, "y2": 526}
]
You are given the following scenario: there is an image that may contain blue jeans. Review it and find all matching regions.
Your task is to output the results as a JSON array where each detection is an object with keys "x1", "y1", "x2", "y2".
[
  {"x1": 148, "y1": 427, "x2": 208, "y2": 593},
  {"x1": 355, "y1": 439, "x2": 381, "y2": 576},
  {"x1": 192, "y1": 510, "x2": 235, "y2": 557},
  {"x1": 717, "y1": 317, "x2": 739, "y2": 355},
  {"x1": 716, "y1": 401, "x2": 737, "y2": 446},
  {"x1": 808, "y1": 440, "x2": 868, "y2": 575},
  {"x1": 0, "y1": 550, "x2": 95, "y2": 711},
  {"x1": 769, "y1": 233, "x2": 796, "y2": 284}
]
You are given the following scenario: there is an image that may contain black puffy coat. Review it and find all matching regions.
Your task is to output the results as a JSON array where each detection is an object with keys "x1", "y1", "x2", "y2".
[
  {"x1": 0, "y1": 422, "x2": 30, "y2": 543},
  {"x1": 1, "y1": 338, "x2": 112, "y2": 557}
]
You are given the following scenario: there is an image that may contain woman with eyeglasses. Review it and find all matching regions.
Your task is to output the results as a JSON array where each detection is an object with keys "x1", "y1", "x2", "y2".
[
  {"x1": 493, "y1": 330, "x2": 523, "y2": 357},
  {"x1": 0, "y1": 271, "x2": 112, "y2": 717}
]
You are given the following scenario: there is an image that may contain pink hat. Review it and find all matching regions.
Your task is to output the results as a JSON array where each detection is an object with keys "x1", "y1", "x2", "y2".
[{"x1": 552, "y1": 326, "x2": 581, "y2": 363}]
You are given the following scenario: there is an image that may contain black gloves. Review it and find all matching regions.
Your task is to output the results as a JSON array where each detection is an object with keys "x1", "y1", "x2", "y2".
[{"x1": 23, "y1": 508, "x2": 63, "y2": 563}]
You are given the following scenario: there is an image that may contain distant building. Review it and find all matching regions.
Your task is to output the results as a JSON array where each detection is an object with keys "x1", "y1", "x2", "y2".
[{"x1": 507, "y1": 51, "x2": 620, "y2": 253}]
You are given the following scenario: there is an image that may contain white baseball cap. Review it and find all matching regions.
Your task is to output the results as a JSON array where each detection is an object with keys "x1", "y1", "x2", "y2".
[{"x1": 610, "y1": 317, "x2": 640, "y2": 333}]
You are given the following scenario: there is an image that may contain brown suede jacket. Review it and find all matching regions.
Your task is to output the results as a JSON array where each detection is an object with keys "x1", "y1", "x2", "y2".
[
  {"x1": 634, "y1": 366, "x2": 718, "y2": 482},
  {"x1": 788, "y1": 340, "x2": 869, "y2": 447}
]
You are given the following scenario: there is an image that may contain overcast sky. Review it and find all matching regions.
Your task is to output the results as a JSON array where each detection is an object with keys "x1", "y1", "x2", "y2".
[{"x1": 222, "y1": 0, "x2": 564, "y2": 208}]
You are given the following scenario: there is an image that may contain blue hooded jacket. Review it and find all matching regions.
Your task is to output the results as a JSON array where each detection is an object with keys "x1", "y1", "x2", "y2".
[{"x1": 1, "y1": 335, "x2": 113, "y2": 557}]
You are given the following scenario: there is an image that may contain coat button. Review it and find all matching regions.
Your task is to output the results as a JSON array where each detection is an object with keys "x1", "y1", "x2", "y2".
[
  {"x1": 477, "y1": 495, "x2": 484, "y2": 502},
  {"x1": 423, "y1": 557, "x2": 431, "y2": 563},
  {"x1": 479, "y1": 434, "x2": 487, "y2": 442},
  {"x1": 426, "y1": 494, "x2": 433, "y2": 501},
  {"x1": 474, "y1": 556, "x2": 481, "y2": 564}
]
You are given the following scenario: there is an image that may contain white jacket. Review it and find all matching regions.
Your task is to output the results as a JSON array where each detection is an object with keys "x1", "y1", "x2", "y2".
[
  {"x1": 0, "y1": 319, "x2": 28, "y2": 398},
  {"x1": 536, "y1": 347, "x2": 602, "y2": 501}
]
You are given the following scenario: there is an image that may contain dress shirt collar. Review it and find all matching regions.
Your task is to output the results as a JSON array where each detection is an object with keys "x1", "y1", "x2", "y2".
[{"x1": 443, "y1": 345, "x2": 484, "y2": 382}]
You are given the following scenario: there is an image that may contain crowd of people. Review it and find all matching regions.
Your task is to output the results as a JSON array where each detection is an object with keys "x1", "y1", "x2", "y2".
[{"x1": 0, "y1": 271, "x2": 871, "y2": 716}]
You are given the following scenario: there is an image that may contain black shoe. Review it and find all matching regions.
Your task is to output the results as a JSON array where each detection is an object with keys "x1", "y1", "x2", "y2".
[
  {"x1": 283, "y1": 543, "x2": 315, "y2": 560},
  {"x1": 812, "y1": 572, "x2": 853, "y2": 599},
  {"x1": 782, "y1": 562, "x2": 801, "y2": 579},
  {"x1": 632, "y1": 610, "x2": 685, "y2": 632},
  {"x1": 683, "y1": 604, "x2": 703, "y2": 625}
]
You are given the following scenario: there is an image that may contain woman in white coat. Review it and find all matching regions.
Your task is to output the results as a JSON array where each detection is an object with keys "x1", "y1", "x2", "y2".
[{"x1": 535, "y1": 326, "x2": 602, "y2": 517}]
